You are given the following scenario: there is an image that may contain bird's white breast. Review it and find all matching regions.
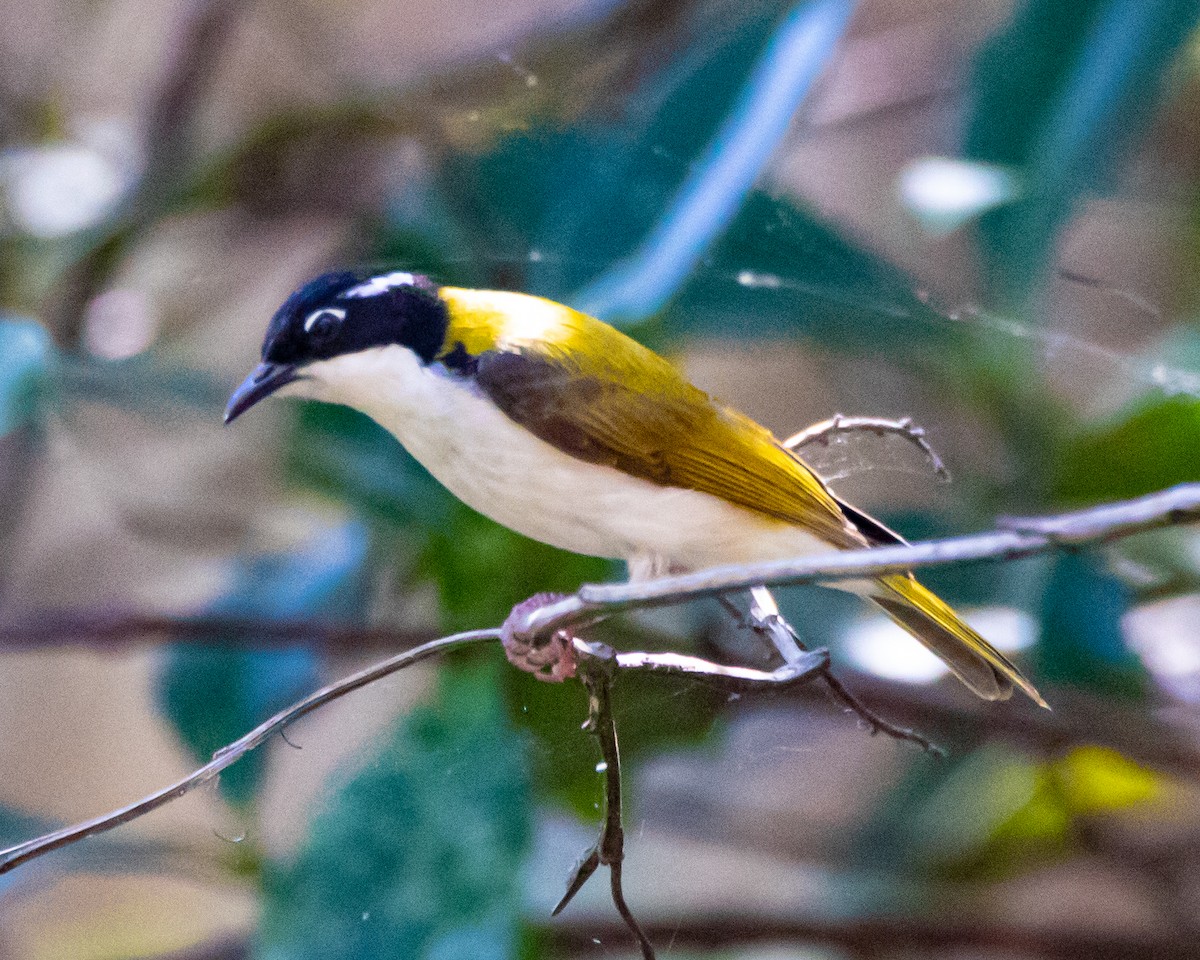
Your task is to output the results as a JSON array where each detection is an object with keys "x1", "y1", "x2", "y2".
[{"x1": 292, "y1": 346, "x2": 830, "y2": 573}]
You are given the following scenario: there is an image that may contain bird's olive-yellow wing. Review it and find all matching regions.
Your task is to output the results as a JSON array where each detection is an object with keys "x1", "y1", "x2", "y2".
[{"x1": 439, "y1": 287, "x2": 861, "y2": 549}]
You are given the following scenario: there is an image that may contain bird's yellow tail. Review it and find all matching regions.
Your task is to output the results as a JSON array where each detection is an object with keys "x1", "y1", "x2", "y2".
[{"x1": 870, "y1": 574, "x2": 1048, "y2": 708}]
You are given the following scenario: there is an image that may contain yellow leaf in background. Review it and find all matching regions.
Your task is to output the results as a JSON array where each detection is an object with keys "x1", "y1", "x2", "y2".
[{"x1": 1055, "y1": 745, "x2": 1162, "y2": 814}]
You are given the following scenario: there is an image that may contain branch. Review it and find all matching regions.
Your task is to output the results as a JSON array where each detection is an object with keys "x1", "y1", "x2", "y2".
[
  {"x1": 555, "y1": 913, "x2": 1199, "y2": 960},
  {"x1": 50, "y1": 0, "x2": 252, "y2": 344},
  {"x1": 788, "y1": 671, "x2": 1200, "y2": 782},
  {"x1": 740, "y1": 587, "x2": 942, "y2": 753},
  {"x1": 4, "y1": 483, "x2": 1198, "y2": 876},
  {"x1": 0, "y1": 610, "x2": 438, "y2": 651},
  {"x1": 8, "y1": 609, "x2": 1193, "y2": 778},
  {"x1": 554, "y1": 655, "x2": 656, "y2": 959},
  {"x1": 520, "y1": 483, "x2": 1200, "y2": 630}
]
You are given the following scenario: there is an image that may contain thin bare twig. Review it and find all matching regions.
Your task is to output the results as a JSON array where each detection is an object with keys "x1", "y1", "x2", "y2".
[
  {"x1": 1057, "y1": 268, "x2": 1164, "y2": 324},
  {"x1": 545, "y1": 637, "x2": 830, "y2": 960},
  {"x1": 0, "y1": 629, "x2": 498, "y2": 875},
  {"x1": 784, "y1": 413, "x2": 950, "y2": 481},
  {"x1": 9, "y1": 607, "x2": 1199, "y2": 774},
  {"x1": 555, "y1": 913, "x2": 1200, "y2": 960},
  {"x1": 0, "y1": 629, "x2": 831, "y2": 878},
  {"x1": 554, "y1": 654, "x2": 655, "y2": 959},
  {"x1": 51, "y1": 0, "x2": 252, "y2": 344},
  {"x1": 0, "y1": 611, "x2": 437, "y2": 651},
  {"x1": 742, "y1": 586, "x2": 942, "y2": 753}
]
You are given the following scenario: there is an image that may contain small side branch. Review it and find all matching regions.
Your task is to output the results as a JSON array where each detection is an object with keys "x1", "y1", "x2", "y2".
[
  {"x1": 553, "y1": 653, "x2": 655, "y2": 959},
  {"x1": 784, "y1": 413, "x2": 950, "y2": 482},
  {"x1": 744, "y1": 587, "x2": 942, "y2": 754}
]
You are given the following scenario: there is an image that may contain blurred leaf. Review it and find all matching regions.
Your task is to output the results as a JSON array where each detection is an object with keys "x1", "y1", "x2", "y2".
[
  {"x1": 1057, "y1": 745, "x2": 1161, "y2": 813},
  {"x1": 1036, "y1": 552, "x2": 1144, "y2": 698},
  {"x1": 157, "y1": 522, "x2": 369, "y2": 805},
  {"x1": 990, "y1": 747, "x2": 1164, "y2": 858},
  {"x1": 966, "y1": 0, "x2": 1200, "y2": 300},
  {"x1": 671, "y1": 191, "x2": 958, "y2": 352},
  {"x1": 1055, "y1": 395, "x2": 1200, "y2": 502},
  {"x1": 907, "y1": 747, "x2": 1055, "y2": 870},
  {"x1": 0, "y1": 318, "x2": 55, "y2": 435},
  {"x1": 55, "y1": 353, "x2": 227, "y2": 415},
  {"x1": 902, "y1": 744, "x2": 1164, "y2": 880},
  {"x1": 257, "y1": 659, "x2": 530, "y2": 960}
]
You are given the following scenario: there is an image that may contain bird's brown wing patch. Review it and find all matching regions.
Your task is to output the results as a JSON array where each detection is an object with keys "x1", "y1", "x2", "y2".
[{"x1": 473, "y1": 346, "x2": 863, "y2": 549}]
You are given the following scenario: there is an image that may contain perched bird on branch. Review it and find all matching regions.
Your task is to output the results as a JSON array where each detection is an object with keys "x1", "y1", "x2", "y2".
[{"x1": 226, "y1": 270, "x2": 1044, "y2": 707}]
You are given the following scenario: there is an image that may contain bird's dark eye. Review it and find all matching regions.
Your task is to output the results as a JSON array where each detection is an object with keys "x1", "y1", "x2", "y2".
[{"x1": 303, "y1": 307, "x2": 345, "y2": 342}]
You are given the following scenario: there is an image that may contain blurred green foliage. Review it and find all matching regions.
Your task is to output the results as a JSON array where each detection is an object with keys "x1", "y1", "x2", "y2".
[
  {"x1": 1036, "y1": 553, "x2": 1143, "y2": 698},
  {"x1": 1055, "y1": 396, "x2": 1200, "y2": 502},
  {"x1": 444, "y1": 0, "x2": 817, "y2": 301},
  {"x1": 157, "y1": 523, "x2": 368, "y2": 805},
  {"x1": 913, "y1": 744, "x2": 1164, "y2": 881},
  {"x1": 257, "y1": 660, "x2": 530, "y2": 960}
]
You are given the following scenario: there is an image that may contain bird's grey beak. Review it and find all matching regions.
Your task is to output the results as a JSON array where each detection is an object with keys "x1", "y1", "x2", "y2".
[{"x1": 224, "y1": 362, "x2": 298, "y2": 424}]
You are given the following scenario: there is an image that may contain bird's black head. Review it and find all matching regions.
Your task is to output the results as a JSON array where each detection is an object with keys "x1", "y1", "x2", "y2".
[{"x1": 225, "y1": 270, "x2": 448, "y2": 423}]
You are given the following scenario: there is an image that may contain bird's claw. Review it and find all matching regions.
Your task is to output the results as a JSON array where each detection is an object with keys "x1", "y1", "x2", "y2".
[{"x1": 501, "y1": 592, "x2": 577, "y2": 682}]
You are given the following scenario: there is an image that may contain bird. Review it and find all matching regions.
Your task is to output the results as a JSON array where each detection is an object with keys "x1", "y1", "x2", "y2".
[{"x1": 225, "y1": 269, "x2": 1045, "y2": 707}]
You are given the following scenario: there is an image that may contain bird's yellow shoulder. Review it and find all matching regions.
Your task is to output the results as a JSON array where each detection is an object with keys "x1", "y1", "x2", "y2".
[{"x1": 439, "y1": 287, "x2": 678, "y2": 385}]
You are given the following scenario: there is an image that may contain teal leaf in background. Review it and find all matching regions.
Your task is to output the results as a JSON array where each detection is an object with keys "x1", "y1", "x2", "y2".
[
  {"x1": 156, "y1": 522, "x2": 370, "y2": 805},
  {"x1": 574, "y1": 0, "x2": 856, "y2": 323},
  {"x1": 0, "y1": 318, "x2": 54, "y2": 436},
  {"x1": 257, "y1": 659, "x2": 531, "y2": 960},
  {"x1": 1035, "y1": 552, "x2": 1144, "y2": 698},
  {"x1": 54, "y1": 353, "x2": 228, "y2": 417},
  {"x1": 671, "y1": 191, "x2": 956, "y2": 353},
  {"x1": 965, "y1": 0, "x2": 1200, "y2": 302}
]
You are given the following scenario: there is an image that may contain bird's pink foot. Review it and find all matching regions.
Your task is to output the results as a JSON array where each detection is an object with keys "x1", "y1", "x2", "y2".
[{"x1": 501, "y1": 592, "x2": 577, "y2": 682}]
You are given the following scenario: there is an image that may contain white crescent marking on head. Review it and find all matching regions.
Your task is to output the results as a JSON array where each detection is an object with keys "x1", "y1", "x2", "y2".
[
  {"x1": 304, "y1": 307, "x2": 346, "y2": 331},
  {"x1": 344, "y1": 272, "x2": 417, "y2": 299}
]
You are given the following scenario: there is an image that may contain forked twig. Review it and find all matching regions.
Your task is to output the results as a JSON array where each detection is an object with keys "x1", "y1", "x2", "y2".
[
  {"x1": 0, "y1": 629, "x2": 827, "y2": 881},
  {"x1": 551, "y1": 639, "x2": 829, "y2": 960},
  {"x1": 3, "y1": 483, "x2": 1199, "y2": 895},
  {"x1": 518, "y1": 484, "x2": 1200, "y2": 629},
  {"x1": 743, "y1": 587, "x2": 943, "y2": 755},
  {"x1": 553, "y1": 651, "x2": 654, "y2": 959}
]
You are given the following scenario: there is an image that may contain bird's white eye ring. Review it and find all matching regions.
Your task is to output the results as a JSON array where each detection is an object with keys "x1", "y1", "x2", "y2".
[{"x1": 304, "y1": 307, "x2": 346, "y2": 335}]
